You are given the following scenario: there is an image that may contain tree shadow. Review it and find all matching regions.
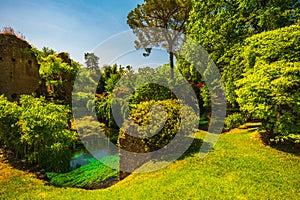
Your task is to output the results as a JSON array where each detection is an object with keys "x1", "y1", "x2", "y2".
[
  {"x1": 0, "y1": 148, "x2": 49, "y2": 180},
  {"x1": 259, "y1": 132, "x2": 300, "y2": 156},
  {"x1": 242, "y1": 122, "x2": 299, "y2": 156},
  {"x1": 178, "y1": 138, "x2": 207, "y2": 160}
]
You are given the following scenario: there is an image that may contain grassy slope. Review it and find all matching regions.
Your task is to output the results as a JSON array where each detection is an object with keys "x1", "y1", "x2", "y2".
[{"x1": 0, "y1": 128, "x2": 299, "y2": 200}]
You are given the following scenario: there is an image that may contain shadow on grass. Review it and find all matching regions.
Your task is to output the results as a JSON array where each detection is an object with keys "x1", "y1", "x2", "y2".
[
  {"x1": 0, "y1": 147, "x2": 50, "y2": 182},
  {"x1": 259, "y1": 132, "x2": 300, "y2": 156},
  {"x1": 239, "y1": 122, "x2": 299, "y2": 156},
  {"x1": 178, "y1": 138, "x2": 207, "y2": 160}
]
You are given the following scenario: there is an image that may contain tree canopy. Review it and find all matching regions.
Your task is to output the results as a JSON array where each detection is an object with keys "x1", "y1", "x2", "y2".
[
  {"x1": 223, "y1": 25, "x2": 300, "y2": 105},
  {"x1": 188, "y1": 0, "x2": 300, "y2": 65},
  {"x1": 127, "y1": 0, "x2": 193, "y2": 79}
]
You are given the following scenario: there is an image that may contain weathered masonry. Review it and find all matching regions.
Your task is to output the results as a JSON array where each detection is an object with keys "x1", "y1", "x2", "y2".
[{"x1": 0, "y1": 34, "x2": 39, "y2": 100}]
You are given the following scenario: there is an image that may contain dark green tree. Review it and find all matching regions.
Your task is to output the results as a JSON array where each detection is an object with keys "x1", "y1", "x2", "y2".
[
  {"x1": 127, "y1": 0, "x2": 193, "y2": 79},
  {"x1": 84, "y1": 52, "x2": 100, "y2": 71}
]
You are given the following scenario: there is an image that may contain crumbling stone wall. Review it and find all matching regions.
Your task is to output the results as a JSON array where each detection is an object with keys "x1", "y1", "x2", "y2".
[{"x1": 0, "y1": 34, "x2": 39, "y2": 101}]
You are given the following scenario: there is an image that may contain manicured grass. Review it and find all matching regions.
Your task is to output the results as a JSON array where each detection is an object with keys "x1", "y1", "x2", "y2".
[{"x1": 0, "y1": 128, "x2": 299, "y2": 199}]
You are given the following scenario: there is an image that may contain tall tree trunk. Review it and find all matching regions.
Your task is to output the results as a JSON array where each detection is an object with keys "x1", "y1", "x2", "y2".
[{"x1": 169, "y1": 51, "x2": 174, "y2": 80}]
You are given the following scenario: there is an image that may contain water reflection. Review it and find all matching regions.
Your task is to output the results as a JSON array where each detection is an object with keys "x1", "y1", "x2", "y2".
[{"x1": 70, "y1": 148, "x2": 118, "y2": 170}]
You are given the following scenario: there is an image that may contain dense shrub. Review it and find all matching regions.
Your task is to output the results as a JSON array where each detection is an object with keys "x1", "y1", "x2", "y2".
[
  {"x1": 225, "y1": 113, "x2": 245, "y2": 130},
  {"x1": 0, "y1": 95, "x2": 23, "y2": 157},
  {"x1": 130, "y1": 83, "x2": 173, "y2": 104},
  {"x1": 126, "y1": 65, "x2": 191, "y2": 104},
  {"x1": 223, "y1": 25, "x2": 300, "y2": 105},
  {"x1": 120, "y1": 99, "x2": 199, "y2": 152},
  {"x1": 0, "y1": 95, "x2": 77, "y2": 172},
  {"x1": 219, "y1": 25, "x2": 300, "y2": 144},
  {"x1": 236, "y1": 61, "x2": 300, "y2": 144}
]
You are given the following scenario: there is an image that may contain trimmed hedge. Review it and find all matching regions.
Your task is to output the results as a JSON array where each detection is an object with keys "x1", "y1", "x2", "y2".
[{"x1": 120, "y1": 99, "x2": 199, "y2": 152}]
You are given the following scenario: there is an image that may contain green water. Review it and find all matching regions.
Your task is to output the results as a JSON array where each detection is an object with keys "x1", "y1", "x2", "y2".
[
  {"x1": 69, "y1": 150, "x2": 96, "y2": 170},
  {"x1": 47, "y1": 155, "x2": 119, "y2": 189}
]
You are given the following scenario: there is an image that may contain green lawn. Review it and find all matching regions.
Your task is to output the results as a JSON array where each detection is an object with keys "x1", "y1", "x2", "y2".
[{"x1": 0, "y1": 127, "x2": 299, "y2": 200}]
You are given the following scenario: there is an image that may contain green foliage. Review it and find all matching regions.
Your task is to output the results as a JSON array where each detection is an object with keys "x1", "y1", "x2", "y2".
[
  {"x1": 236, "y1": 61, "x2": 300, "y2": 143},
  {"x1": 94, "y1": 65, "x2": 189, "y2": 129},
  {"x1": 130, "y1": 83, "x2": 172, "y2": 104},
  {"x1": 127, "y1": 0, "x2": 193, "y2": 78},
  {"x1": 129, "y1": 65, "x2": 194, "y2": 104},
  {"x1": 223, "y1": 25, "x2": 300, "y2": 143},
  {"x1": 84, "y1": 52, "x2": 99, "y2": 71},
  {"x1": 127, "y1": 0, "x2": 192, "y2": 31},
  {"x1": 39, "y1": 55, "x2": 70, "y2": 82},
  {"x1": 40, "y1": 47, "x2": 56, "y2": 57},
  {"x1": 47, "y1": 156, "x2": 118, "y2": 189},
  {"x1": 78, "y1": 64, "x2": 129, "y2": 130},
  {"x1": 184, "y1": 1, "x2": 300, "y2": 111},
  {"x1": 94, "y1": 93, "x2": 128, "y2": 131},
  {"x1": 97, "y1": 64, "x2": 125, "y2": 94},
  {"x1": 176, "y1": 58, "x2": 202, "y2": 84},
  {"x1": 105, "y1": 73, "x2": 122, "y2": 93},
  {"x1": 188, "y1": 0, "x2": 299, "y2": 63},
  {"x1": 74, "y1": 116, "x2": 119, "y2": 145},
  {"x1": 242, "y1": 25, "x2": 300, "y2": 66},
  {"x1": 129, "y1": 66, "x2": 175, "y2": 104},
  {"x1": 0, "y1": 95, "x2": 23, "y2": 157},
  {"x1": 73, "y1": 67, "x2": 98, "y2": 92},
  {"x1": 0, "y1": 95, "x2": 77, "y2": 172},
  {"x1": 225, "y1": 113, "x2": 245, "y2": 130},
  {"x1": 121, "y1": 99, "x2": 198, "y2": 151},
  {"x1": 73, "y1": 92, "x2": 95, "y2": 114},
  {"x1": 18, "y1": 96, "x2": 78, "y2": 172},
  {"x1": 95, "y1": 94, "x2": 118, "y2": 129},
  {"x1": 72, "y1": 67, "x2": 99, "y2": 116},
  {"x1": 223, "y1": 25, "x2": 300, "y2": 105},
  {"x1": 199, "y1": 85, "x2": 210, "y2": 108},
  {"x1": 275, "y1": 134, "x2": 300, "y2": 144},
  {"x1": 32, "y1": 47, "x2": 80, "y2": 104}
]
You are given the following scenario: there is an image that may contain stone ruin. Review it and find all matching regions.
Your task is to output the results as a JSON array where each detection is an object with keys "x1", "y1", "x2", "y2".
[{"x1": 0, "y1": 33, "x2": 39, "y2": 101}]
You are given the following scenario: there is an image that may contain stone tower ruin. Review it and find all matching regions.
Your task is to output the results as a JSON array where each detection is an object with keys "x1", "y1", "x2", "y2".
[{"x1": 0, "y1": 33, "x2": 39, "y2": 101}]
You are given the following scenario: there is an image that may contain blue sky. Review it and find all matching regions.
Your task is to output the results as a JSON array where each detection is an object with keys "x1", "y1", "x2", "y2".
[{"x1": 0, "y1": 0, "x2": 170, "y2": 67}]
